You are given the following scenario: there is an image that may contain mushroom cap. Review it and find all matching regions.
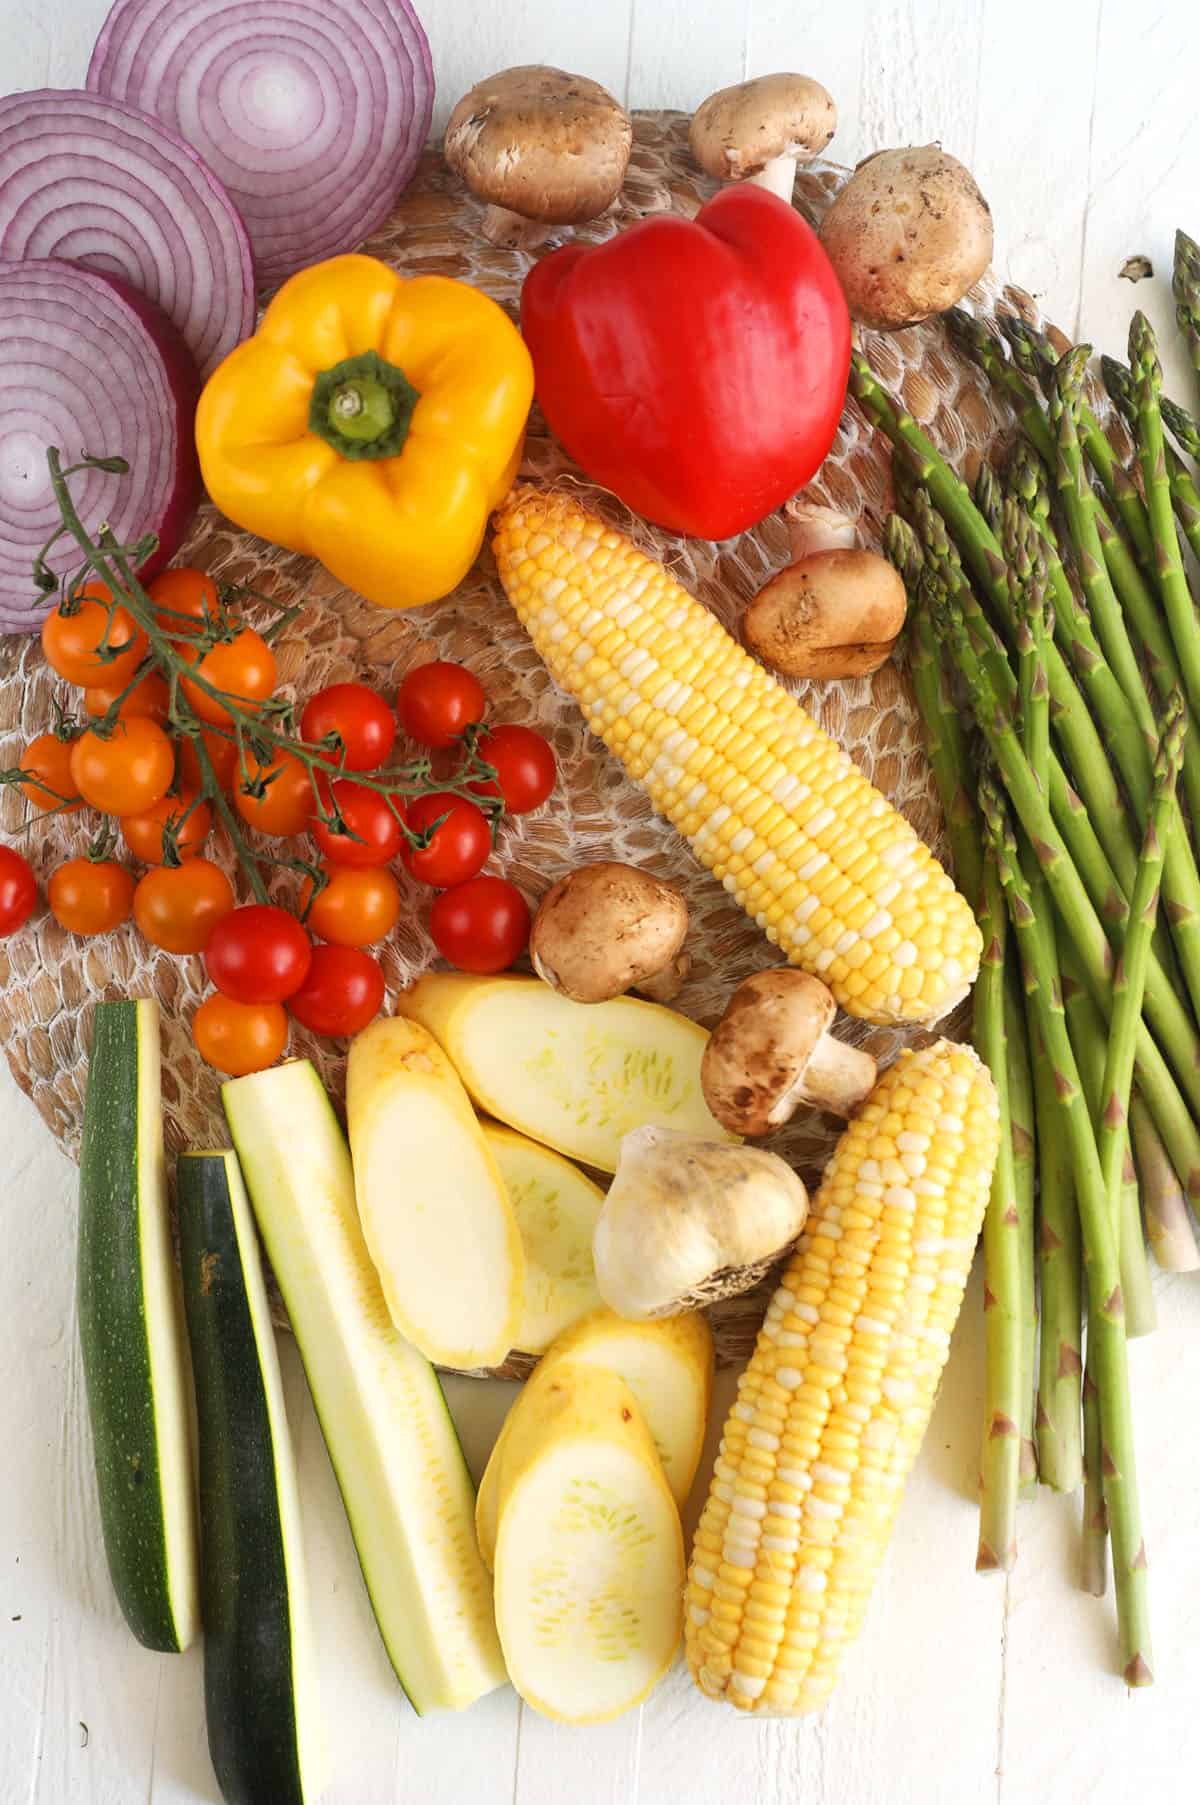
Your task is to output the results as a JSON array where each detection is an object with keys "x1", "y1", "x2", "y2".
[
  {"x1": 444, "y1": 65, "x2": 633, "y2": 225},
  {"x1": 701, "y1": 969, "x2": 837, "y2": 1137},
  {"x1": 531, "y1": 861, "x2": 689, "y2": 1004},
  {"x1": 818, "y1": 144, "x2": 993, "y2": 330},
  {"x1": 743, "y1": 549, "x2": 908, "y2": 680},
  {"x1": 689, "y1": 73, "x2": 837, "y2": 181}
]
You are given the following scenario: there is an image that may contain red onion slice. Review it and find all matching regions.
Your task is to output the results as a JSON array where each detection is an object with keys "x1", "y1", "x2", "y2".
[
  {"x1": 0, "y1": 259, "x2": 200, "y2": 635},
  {"x1": 87, "y1": 0, "x2": 435, "y2": 287},
  {"x1": 0, "y1": 90, "x2": 254, "y2": 379}
]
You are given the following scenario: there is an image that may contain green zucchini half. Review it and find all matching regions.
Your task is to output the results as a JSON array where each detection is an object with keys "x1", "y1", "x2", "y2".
[
  {"x1": 178, "y1": 1150, "x2": 325, "y2": 1805},
  {"x1": 222, "y1": 1059, "x2": 508, "y2": 1714},
  {"x1": 77, "y1": 998, "x2": 199, "y2": 1652}
]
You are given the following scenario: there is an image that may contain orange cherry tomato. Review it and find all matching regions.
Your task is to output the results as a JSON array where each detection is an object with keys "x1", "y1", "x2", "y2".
[
  {"x1": 177, "y1": 727, "x2": 238, "y2": 792},
  {"x1": 192, "y1": 993, "x2": 288, "y2": 1076},
  {"x1": 133, "y1": 858, "x2": 235, "y2": 954},
  {"x1": 40, "y1": 581, "x2": 147, "y2": 687},
  {"x1": 148, "y1": 566, "x2": 221, "y2": 638},
  {"x1": 299, "y1": 864, "x2": 402, "y2": 946},
  {"x1": 84, "y1": 668, "x2": 170, "y2": 724},
  {"x1": 18, "y1": 733, "x2": 83, "y2": 813},
  {"x1": 179, "y1": 627, "x2": 276, "y2": 725},
  {"x1": 120, "y1": 791, "x2": 212, "y2": 865},
  {"x1": 233, "y1": 749, "x2": 316, "y2": 837},
  {"x1": 70, "y1": 718, "x2": 175, "y2": 815},
  {"x1": 47, "y1": 858, "x2": 134, "y2": 935}
]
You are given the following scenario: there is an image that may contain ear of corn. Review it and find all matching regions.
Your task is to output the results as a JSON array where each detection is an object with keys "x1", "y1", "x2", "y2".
[
  {"x1": 492, "y1": 488, "x2": 981, "y2": 1027},
  {"x1": 684, "y1": 1039, "x2": 999, "y2": 1715}
]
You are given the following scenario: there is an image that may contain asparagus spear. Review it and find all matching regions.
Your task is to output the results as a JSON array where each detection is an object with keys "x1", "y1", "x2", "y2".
[
  {"x1": 975, "y1": 461, "x2": 1003, "y2": 538},
  {"x1": 1031, "y1": 1008, "x2": 1084, "y2": 1492},
  {"x1": 1081, "y1": 1367, "x2": 1109, "y2": 1596},
  {"x1": 981, "y1": 781, "x2": 1154, "y2": 1687},
  {"x1": 1099, "y1": 355, "x2": 1200, "y2": 567},
  {"x1": 931, "y1": 587, "x2": 1200, "y2": 1183},
  {"x1": 974, "y1": 848, "x2": 1025, "y2": 1570},
  {"x1": 1130, "y1": 1096, "x2": 1200, "y2": 1272},
  {"x1": 1173, "y1": 228, "x2": 1200, "y2": 398},
  {"x1": 1129, "y1": 312, "x2": 1200, "y2": 722}
]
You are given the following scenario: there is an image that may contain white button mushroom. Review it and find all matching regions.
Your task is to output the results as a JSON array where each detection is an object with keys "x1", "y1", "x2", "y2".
[
  {"x1": 443, "y1": 65, "x2": 633, "y2": 249},
  {"x1": 701, "y1": 969, "x2": 878, "y2": 1137},
  {"x1": 592, "y1": 1125, "x2": 811, "y2": 1319},
  {"x1": 530, "y1": 862, "x2": 690, "y2": 1004},
  {"x1": 818, "y1": 144, "x2": 994, "y2": 330},
  {"x1": 689, "y1": 73, "x2": 837, "y2": 204}
]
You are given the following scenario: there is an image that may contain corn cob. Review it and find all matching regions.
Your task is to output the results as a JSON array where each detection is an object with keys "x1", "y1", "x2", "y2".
[
  {"x1": 492, "y1": 488, "x2": 981, "y2": 1027},
  {"x1": 684, "y1": 1040, "x2": 999, "y2": 1714}
]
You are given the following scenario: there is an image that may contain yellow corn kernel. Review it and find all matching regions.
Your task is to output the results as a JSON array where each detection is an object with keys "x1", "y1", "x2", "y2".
[
  {"x1": 684, "y1": 1041, "x2": 999, "y2": 1715},
  {"x1": 492, "y1": 488, "x2": 981, "y2": 1027}
]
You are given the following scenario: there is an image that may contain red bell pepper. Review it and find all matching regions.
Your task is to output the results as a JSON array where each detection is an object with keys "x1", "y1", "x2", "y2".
[{"x1": 520, "y1": 184, "x2": 851, "y2": 541}]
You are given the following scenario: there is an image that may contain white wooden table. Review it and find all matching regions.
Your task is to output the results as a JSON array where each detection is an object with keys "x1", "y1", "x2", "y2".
[{"x1": 5, "y1": 2, "x2": 1200, "y2": 1800}]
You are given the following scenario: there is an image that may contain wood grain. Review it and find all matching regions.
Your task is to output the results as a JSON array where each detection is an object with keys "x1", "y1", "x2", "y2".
[{"x1": 4, "y1": 4, "x2": 1200, "y2": 1804}]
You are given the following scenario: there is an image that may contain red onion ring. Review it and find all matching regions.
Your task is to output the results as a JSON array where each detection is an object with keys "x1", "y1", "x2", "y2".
[
  {"x1": 0, "y1": 260, "x2": 200, "y2": 635},
  {"x1": 0, "y1": 90, "x2": 254, "y2": 380},
  {"x1": 87, "y1": 0, "x2": 435, "y2": 287}
]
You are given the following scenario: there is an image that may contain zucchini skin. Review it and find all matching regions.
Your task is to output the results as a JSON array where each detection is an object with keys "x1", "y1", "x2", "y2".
[
  {"x1": 179, "y1": 1153, "x2": 309, "y2": 1805},
  {"x1": 77, "y1": 1000, "x2": 186, "y2": 1651}
]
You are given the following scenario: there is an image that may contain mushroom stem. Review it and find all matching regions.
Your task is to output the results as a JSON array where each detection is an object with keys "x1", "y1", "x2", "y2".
[
  {"x1": 744, "y1": 155, "x2": 797, "y2": 203},
  {"x1": 773, "y1": 1033, "x2": 877, "y2": 1123},
  {"x1": 785, "y1": 498, "x2": 858, "y2": 561},
  {"x1": 480, "y1": 203, "x2": 553, "y2": 249},
  {"x1": 633, "y1": 953, "x2": 692, "y2": 1004}
]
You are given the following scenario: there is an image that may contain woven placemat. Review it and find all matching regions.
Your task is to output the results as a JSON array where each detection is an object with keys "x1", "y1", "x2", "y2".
[{"x1": 0, "y1": 113, "x2": 1120, "y2": 1376}]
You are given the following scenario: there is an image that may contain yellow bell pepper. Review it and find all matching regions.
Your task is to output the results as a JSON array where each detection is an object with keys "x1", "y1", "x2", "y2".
[{"x1": 195, "y1": 254, "x2": 534, "y2": 610}]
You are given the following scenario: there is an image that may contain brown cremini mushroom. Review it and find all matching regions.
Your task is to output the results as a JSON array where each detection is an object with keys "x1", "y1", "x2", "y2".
[
  {"x1": 701, "y1": 969, "x2": 877, "y2": 1137},
  {"x1": 531, "y1": 862, "x2": 690, "y2": 1004},
  {"x1": 743, "y1": 549, "x2": 907, "y2": 680},
  {"x1": 444, "y1": 66, "x2": 633, "y2": 248},
  {"x1": 689, "y1": 73, "x2": 837, "y2": 203},
  {"x1": 819, "y1": 144, "x2": 993, "y2": 330}
]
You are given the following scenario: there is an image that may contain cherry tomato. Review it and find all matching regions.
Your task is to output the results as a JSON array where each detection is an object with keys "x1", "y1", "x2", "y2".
[
  {"x1": 301, "y1": 682, "x2": 396, "y2": 772},
  {"x1": 287, "y1": 944, "x2": 385, "y2": 1037},
  {"x1": 469, "y1": 725, "x2": 556, "y2": 814},
  {"x1": 148, "y1": 567, "x2": 220, "y2": 638},
  {"x1": 134, "y1": 859, "x2": 235, "y2": 954},
  {"x1": 0, "y1": 846, "x2": 37, "y2": 934},
  {"x1": 402, "y1": 792, "x2": 491, "y2": 888},
  {"x1": 193, "y1": 994, "x2": 287, "y2": 1076},
  {"x1": 70, "y1": 718, "x2": 175, "y2": 815},
  {"x1": 180, "y1": 626, "x2": 276, "y2": 725},
  {"x1": 311, "y1": 781, "x2": 405, "y2": 868},
  {"x1": 299, "y1": 865, "x2": 401, "y2": 946},
  {"x1": 84, "y1": 668, "x2": 170, "y2": 724},
  {"x1": 429, "y1": 875, "x2": 529, "y2": 974},
  {"x1": 177, "y1": 727, "x2": 238, "y2": 792},
  {"x1": 121, "y1": 791, "x2": 212, "y2": 865},
  {"x1": 234, "y1": 750, "x2": 315, "y2": 838},
  {"x1": 205, "y1": 903, "x2": 312, "y2": 1003},
  {"x1": 47, "y1": 858, "x2": 134, "y2": 935},
  {"x1": 40, "y1": 581, "x2": 146, "y2": 687},
  {"x1": 18, "y1": 733, "x2": 83, "y2": 813},
  {"x1": 397, "y1": 661, "x2": 486, "y2": 750}
]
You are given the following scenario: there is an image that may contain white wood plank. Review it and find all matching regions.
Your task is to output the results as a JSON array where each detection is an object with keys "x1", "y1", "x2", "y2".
[
  {"x1": 626, "y1": 0, "x2": 750, "y2": 114},
  {"x1": 424, "y1": 0, "x2": 634, "y2": 131}
]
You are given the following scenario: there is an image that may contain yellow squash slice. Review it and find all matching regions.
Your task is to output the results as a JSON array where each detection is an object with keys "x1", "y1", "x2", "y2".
[
  {"x1": 492, "y1": 1360, "x2": 684, "y2": 1723},
  {"x1": 482, "y1": 1123, "x2": 605, "y2": 1354}
]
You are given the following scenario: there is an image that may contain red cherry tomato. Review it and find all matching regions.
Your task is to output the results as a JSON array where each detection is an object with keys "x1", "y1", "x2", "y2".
[
  {"x1": 429, "y1": 875, "x2": 530, "y2": 974},
  {"x1": 301, "y1": 682, "x2": 396, "y2": 772},
  {"x1": 469, "y1": 725, "x2": 556, "y2": 814},
  {"x1": 311, "y1": 781, "x2": 405, "y2": 868},
  {"x1": 204, "y1": 903, "x2": 312, "y2": 1003},
  {"x1": 402, "y1": 792, "x2": 491, "y2": 889},
  {"x1": 0, "y1": 846, "x2": 37, "y2": 934},
  {"x1": 396, "y1": 661, "x2": 486, "y2": 750},
  {"x1": 287, "y1": 944, "x2": 385, "y2": 1038}
]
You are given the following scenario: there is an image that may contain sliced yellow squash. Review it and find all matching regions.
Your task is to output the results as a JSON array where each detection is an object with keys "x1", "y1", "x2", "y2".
[
  {"x1": 482, "y1": 1123, "x2": 605, "y2": 1355},
  {"x1": 398, "y1": 973, "x2": 733, "y2": 1174},
  {"x1": 492, "y1": 1360, "x2": 684, "y2": 1723},
  {"x1": 346, "y1": 1018, "x2": 524, "y2": 1369},
  {"x1": 476, "y1": 1306, "x2": 713, "y2": 1567}
]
